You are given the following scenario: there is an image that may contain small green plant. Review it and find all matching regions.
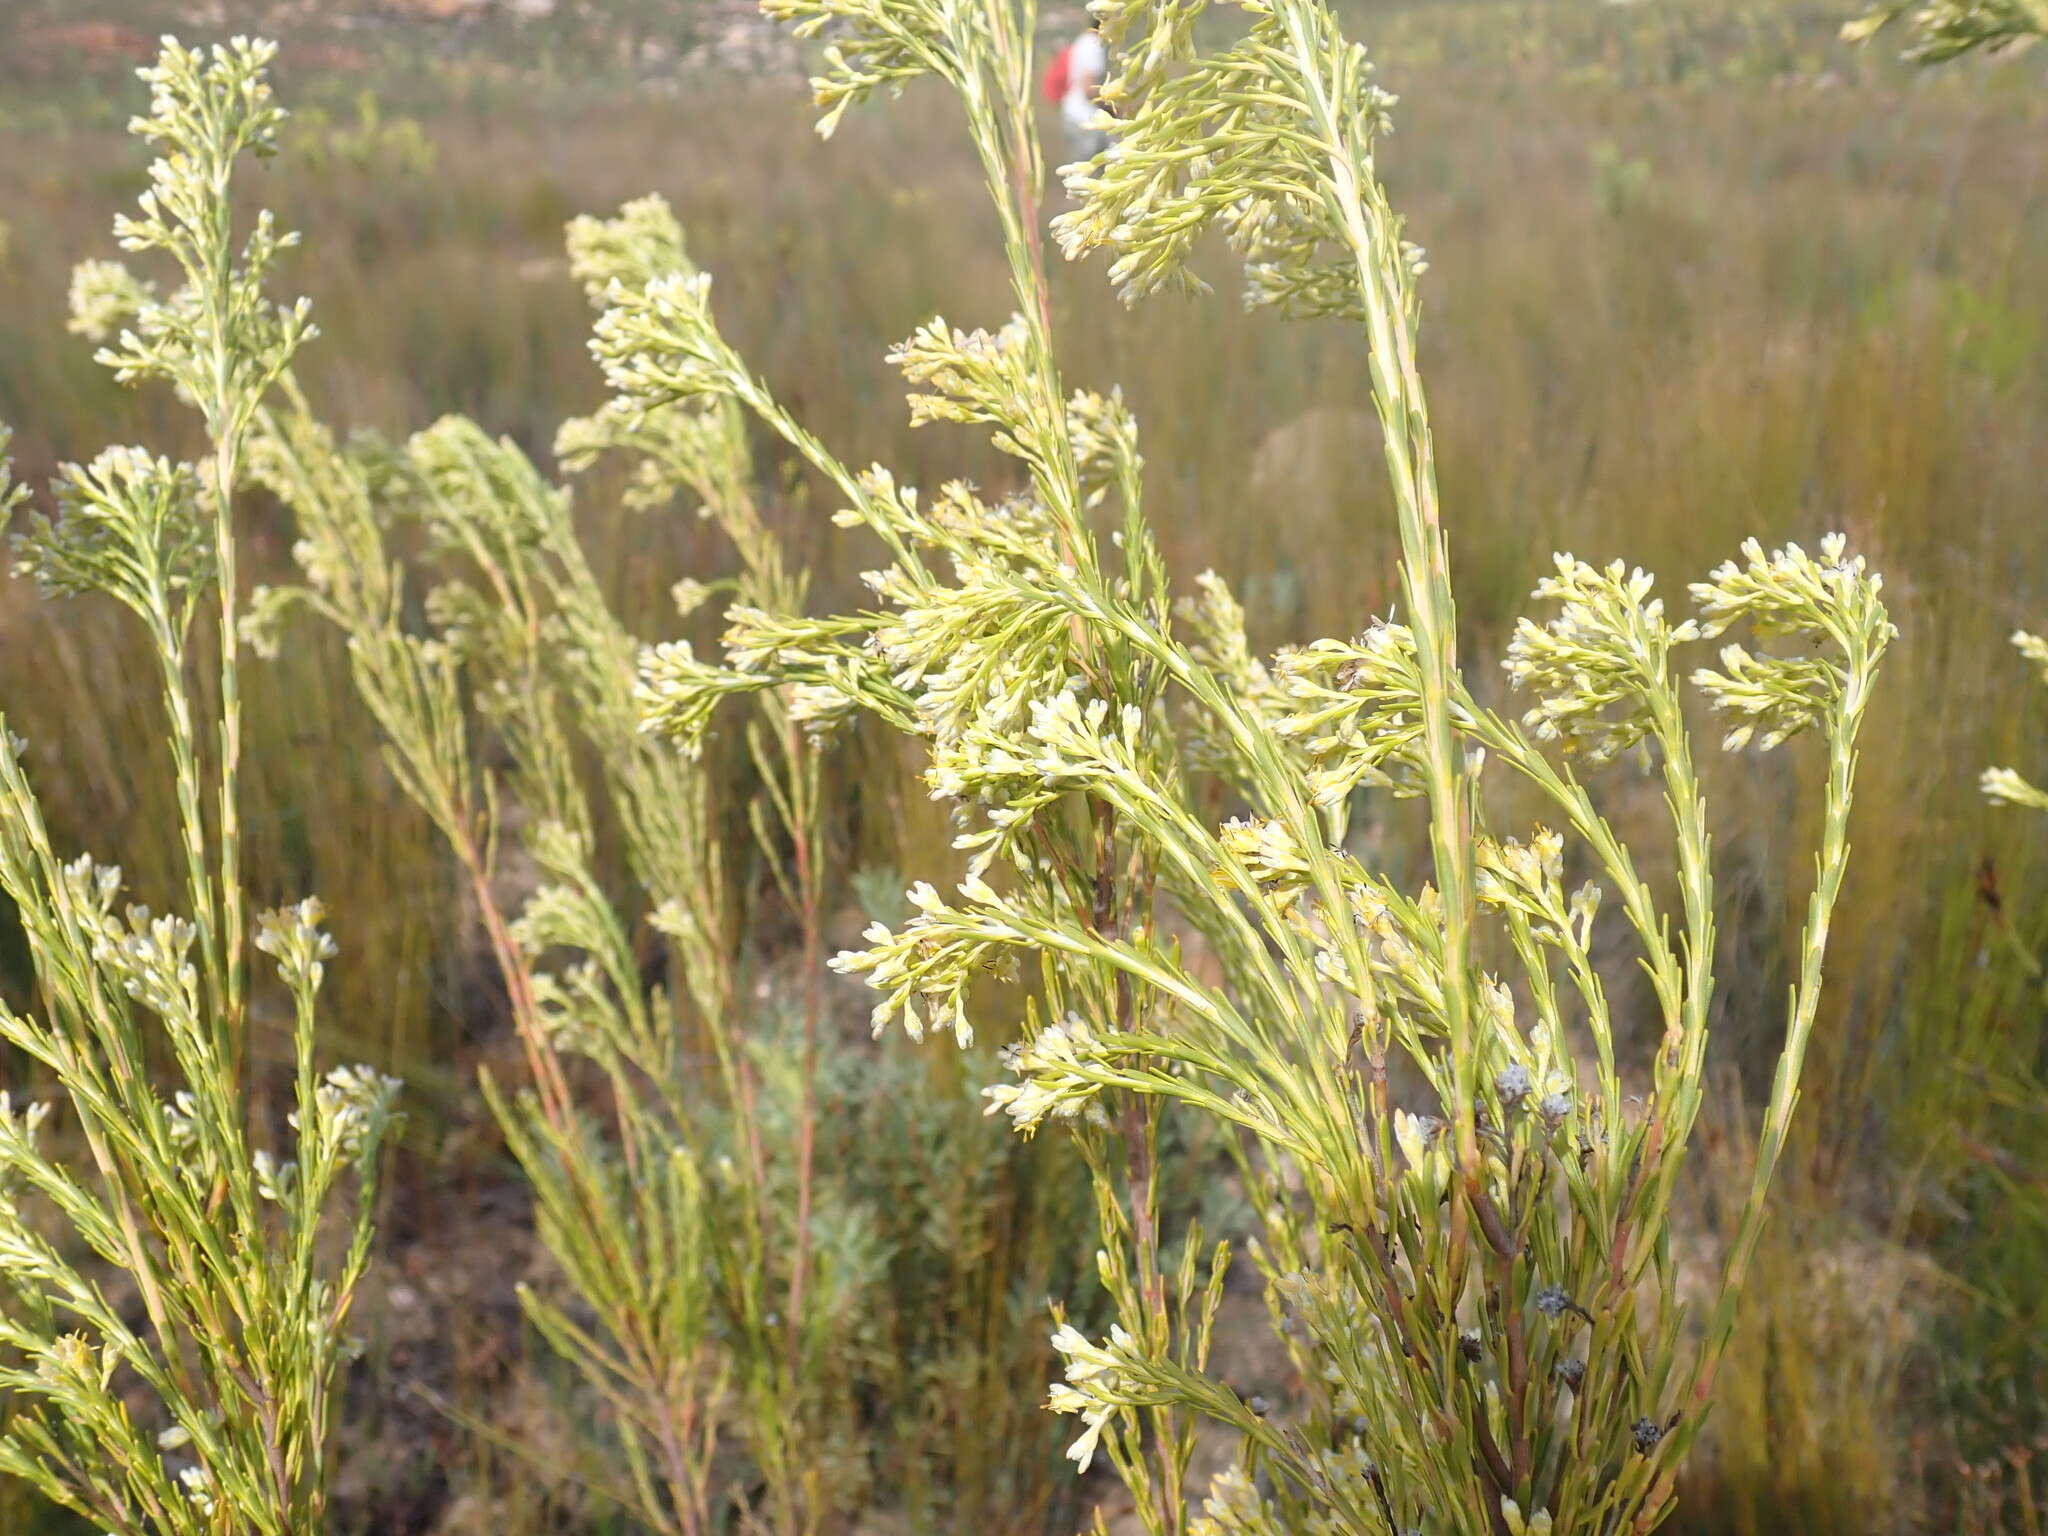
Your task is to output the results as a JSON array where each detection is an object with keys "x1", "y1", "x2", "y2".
[
  {"x1": 0, "y1": 39, "x2": 399, "y2": 1536},
  {"x1": 614, "y1": 1, "x2": 1895, "y2": 1533},
  {"x1": 1588, "y1": 142, "x2": 1653, "y2": 220},
  {"x1": 287, "y1": 89, "x2": 435, "y2": 178}
]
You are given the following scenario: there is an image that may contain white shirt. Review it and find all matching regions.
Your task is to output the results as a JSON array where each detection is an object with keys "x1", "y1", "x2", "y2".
[{"x1": 1061, "y1": 32, "x2": 1107, "y2": 129}]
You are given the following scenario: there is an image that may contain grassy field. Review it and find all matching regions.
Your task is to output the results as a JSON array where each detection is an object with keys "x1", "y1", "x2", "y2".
[{"x1": 1, "y1": 1, "x2": 2046, "y2": 1532}]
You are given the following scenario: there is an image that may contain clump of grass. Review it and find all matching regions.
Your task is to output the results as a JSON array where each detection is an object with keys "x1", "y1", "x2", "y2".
[
  {"x1": 0, "y1": 39, "x2": 399, "y2": 1535},
  {"x1": 1876, "y1": 630, "x2": 2048, "y2": 1531}
]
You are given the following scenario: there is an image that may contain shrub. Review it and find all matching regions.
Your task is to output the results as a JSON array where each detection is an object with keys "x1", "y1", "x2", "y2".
[
  {"x1": 0, "y1": 7, "x2": 1906, "y2": 1534},
  {"x1": 246, "y1": 138, "x2": 1101, "y2": 1536},
  {"x1": 613, "y1": 1, "x2": 1896, "y2": 1532},
  {"x1": 0, "y1": 40, "x2": 398, "y2": 1536}
]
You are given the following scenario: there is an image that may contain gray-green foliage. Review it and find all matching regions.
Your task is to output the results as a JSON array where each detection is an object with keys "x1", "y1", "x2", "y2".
[
  {"x1": 620, "y1": 1, "x2": 1895, "y2": 1534},
  {"x1": 0, "y1": 40, "x2": 398, "y2": 1536}
]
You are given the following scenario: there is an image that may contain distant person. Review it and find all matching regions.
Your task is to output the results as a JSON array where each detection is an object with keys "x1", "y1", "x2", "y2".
[{"x1": 1042, "y1": 24, "x2": 1109, "y2": 162}]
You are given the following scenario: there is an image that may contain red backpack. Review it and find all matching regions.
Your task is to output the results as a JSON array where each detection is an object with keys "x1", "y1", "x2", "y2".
[{"x1": 1041, "y1": 43, "x2": 1072, "y2": 104}]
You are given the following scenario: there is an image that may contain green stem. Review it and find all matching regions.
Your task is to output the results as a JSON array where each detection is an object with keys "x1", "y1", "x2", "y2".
[
  {"x1": 1666, "y1": 638, "x2": 1881, "y2": 1510},
  {"x1": 1283, "y1": 1, "x2": 1479, "y2": 1150}
]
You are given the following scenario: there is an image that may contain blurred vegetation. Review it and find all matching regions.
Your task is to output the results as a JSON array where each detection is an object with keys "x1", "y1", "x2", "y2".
[{"x1": 1, "y1": 0, "x2": 2046, "y2": 1532}]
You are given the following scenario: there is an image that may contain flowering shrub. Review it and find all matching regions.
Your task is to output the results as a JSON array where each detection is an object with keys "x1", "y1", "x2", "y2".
[
  {"x1": 250, "y1": 129, "x2": 1099, "y2": 1536},
  {"x1": 616, "y1": 1, "x2": 1895, "y2": 1533},
  {"x1": 0, "y1": 9, "x2": 1902, "y2": 1536},
  {"x1": 0, "y1": 41, "x2": 398, "y2": 1536}
]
